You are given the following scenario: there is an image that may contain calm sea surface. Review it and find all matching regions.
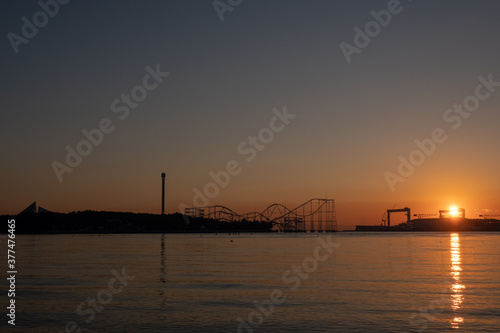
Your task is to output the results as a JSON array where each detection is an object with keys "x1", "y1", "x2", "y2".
[{"x1": 1, "y1": 232, "x2": 499, "y2": 332}]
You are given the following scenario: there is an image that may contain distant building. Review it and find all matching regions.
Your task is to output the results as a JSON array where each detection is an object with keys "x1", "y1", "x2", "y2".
[{"x1": 19, "y1": 201, "x2": 52, "y2": 214}]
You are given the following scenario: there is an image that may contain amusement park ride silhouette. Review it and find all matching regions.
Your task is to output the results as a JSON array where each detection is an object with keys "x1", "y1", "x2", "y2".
[{"x1": 184, "y1": 198, "x2": 337, "y2": 232}]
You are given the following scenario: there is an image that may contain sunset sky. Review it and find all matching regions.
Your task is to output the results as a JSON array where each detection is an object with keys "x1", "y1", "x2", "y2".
[{"x1": 1, "y1": 0, "x2": 500, "y2": 229}]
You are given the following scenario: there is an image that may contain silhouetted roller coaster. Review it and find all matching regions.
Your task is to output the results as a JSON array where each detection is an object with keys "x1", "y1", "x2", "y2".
[{"x1": 184, "y1": 198, "x2": 336, "y2": 232}]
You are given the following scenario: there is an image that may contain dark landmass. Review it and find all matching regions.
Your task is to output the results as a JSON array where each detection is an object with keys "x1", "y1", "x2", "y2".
[
  {"x1": 1, "y1": 211, "x2": 274, "y2": 234},
  {"x1": 355, "y1": 218, "x2": 500, "y2": 232}
]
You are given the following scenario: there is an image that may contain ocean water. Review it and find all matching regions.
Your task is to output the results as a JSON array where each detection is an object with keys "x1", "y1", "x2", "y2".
[{"x1": 1, "y1": 232, "x2": 499, "y2": 332}]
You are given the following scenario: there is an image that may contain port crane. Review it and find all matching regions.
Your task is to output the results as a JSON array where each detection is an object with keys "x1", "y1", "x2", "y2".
[
  {"x1": 386, "y1": 207, "x2": 411, "y2": 227},
  {"x1": 382, "y1": 203, "x2": 397, "y2": 226}
]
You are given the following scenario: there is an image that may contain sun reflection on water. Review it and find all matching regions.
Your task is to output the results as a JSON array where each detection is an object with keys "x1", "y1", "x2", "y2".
[{"x1": 450, "y1": 233, "x2": 464, "y2": 329}]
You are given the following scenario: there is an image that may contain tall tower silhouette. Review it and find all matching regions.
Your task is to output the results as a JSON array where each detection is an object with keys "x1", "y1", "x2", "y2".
[{"x1": 161, "y1": 173, "x2": 166, "y2": 215}]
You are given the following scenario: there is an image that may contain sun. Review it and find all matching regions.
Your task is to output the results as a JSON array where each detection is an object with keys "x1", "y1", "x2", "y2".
[{"x1": 449, "y1": 206, "x2": 459, "y2": 217}]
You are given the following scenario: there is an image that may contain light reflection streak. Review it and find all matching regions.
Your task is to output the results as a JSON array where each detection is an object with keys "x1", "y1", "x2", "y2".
[{"x1": 450, "y1": 233, "x2": 464, "y2": 329}]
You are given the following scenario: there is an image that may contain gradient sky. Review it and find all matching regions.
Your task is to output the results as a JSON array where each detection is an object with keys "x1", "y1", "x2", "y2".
[{"x1": 1, "y1": 0, "x2": 500, "y2": 229}]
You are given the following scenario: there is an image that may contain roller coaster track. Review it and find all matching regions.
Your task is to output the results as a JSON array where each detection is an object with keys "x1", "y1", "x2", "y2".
[{"x1": 184, "y1": 198, "x2": 337, "y2": 232}]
